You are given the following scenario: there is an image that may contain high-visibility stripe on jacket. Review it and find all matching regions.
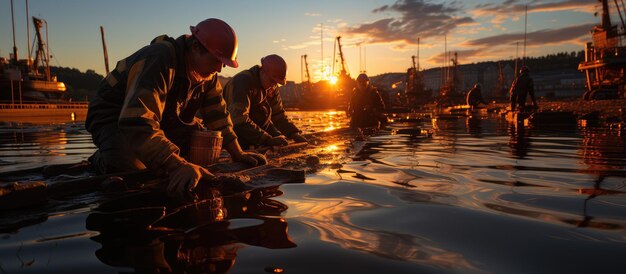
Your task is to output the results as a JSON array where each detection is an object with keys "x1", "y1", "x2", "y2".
[
  {"x1": 86, "y1": 35, "x2": 237, "y2": 172},
  {"x1": 223, "y1": 65, "x2": 300, "y2": 146}
]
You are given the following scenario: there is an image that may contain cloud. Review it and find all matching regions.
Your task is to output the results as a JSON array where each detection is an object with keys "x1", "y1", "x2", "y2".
[
  {"x1": 463, "y1": 23, "x2": 595, "y2": 47},
  {"x1": 475, "y1": 0, "x2": 595, "y2": 14},
  {"x1": 472, "y1": 0, "x2": 596, "y2": 24},
  {"x1": 344, "y1": 0, "x2": 475, "y2": 44},
  {"x1": 427, "y1": 48, "x2": 485, "y2": 63},
  {"x1": 305, "y1": 12, "x2": 321, "y2": 17}
]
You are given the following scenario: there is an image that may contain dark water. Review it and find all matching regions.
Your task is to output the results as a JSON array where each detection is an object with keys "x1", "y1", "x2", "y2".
[{"x1": 1, "y1": 111, "x2": 625, "y2": 273}]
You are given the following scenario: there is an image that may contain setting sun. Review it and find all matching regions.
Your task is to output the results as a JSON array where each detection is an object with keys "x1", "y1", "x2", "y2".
[{"x1": 329, "y1": 76, "x2": 338, "y2": 85}]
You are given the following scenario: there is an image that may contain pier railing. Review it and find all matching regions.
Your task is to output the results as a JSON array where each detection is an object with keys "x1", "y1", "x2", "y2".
[{"x1": 0, "y1": 101, "x2": 89, "y2": 109}]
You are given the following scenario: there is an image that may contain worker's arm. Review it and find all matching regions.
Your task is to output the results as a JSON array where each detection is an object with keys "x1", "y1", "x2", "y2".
[
  {"x1": 372, "y1": 88, "x2": 386, "y2": 112},
  {"x1": 347, "y1": 89, "x2": 357, "y2": 117},
  {"x1": 223, "y1": 74, "x2": 274, "y2": 145},
  {"x1": 201, "y1": 79, "x2": 267, "y2": 166},
  {"x1": 117, "y1": 51, "x2": 185, "y2": 172},
  {"x1": 198, "y1": 80, "x2": 238, "y2": 149},
  {"x1": 114, "y1": 46, "x2": 215, "y2": 198},
  {"x1": 269, "y1": 92, "x2": 300, "y2": 138}
]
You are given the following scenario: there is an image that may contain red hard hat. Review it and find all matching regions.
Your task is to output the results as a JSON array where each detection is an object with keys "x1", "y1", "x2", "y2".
[
  {"x1": 357, "y1": 73, "x2": 369, "y2": 82},
  {"x1": 190, "y1": 18, "x2": 239, "y2": 68},
  {"x1": 261, "y1": 54, "x2": 287, "y2": 85}
]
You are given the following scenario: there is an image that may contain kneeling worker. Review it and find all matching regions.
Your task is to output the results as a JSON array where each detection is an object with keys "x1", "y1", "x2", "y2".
[
  {"x1": 85, "y1": 19, "x2": 266, "y2": 197},
  {"x1": 223, "y1": 54, "x2": 307, "y2": 149},
  {"x1": 466, "y1": 83, "x2": 487, "y2": 108},
  {"x1": 348, "y1": 73, "x2": 386, "y2": 128}
]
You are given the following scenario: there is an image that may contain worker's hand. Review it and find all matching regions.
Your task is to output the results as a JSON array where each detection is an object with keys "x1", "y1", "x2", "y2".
[
  {"x1": 168, "y1": 161, "x2": 214, "y2": 198},
  {"x1": 233, "y1": 152, "x2": 267, "y2": 166},
  {"x1": 264, "y1": 135, "x2": 289, "y2": 147},
  {"x1": 291, "y1": 133, "x2": 308, "y2": 143}
]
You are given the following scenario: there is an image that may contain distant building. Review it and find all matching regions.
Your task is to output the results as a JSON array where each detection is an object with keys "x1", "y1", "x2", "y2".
[
  {"x1": 421, "y1": 62, "x2": 583, "y2": 99},
  {"x1": 280, "y1": 58, "x2": 586, "y2": 107}
]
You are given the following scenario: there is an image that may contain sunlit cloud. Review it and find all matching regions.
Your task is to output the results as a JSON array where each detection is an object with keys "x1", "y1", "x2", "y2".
[
  {"x1": 344, "y1": 0, "x2": 475, "y2": 45},
  {"x1": 474, "y1": 0, "x2": 596, "y2": 14},
  {"x1": 463, "y1": 23, "x2": 595, "y2": 47},
  {"x1": 305, "y1": 12, "x2": 321, "y2": 17},
  {"x1": 472, "y1": 0, "x2": 596, "y2": 24},
  {"x1": 422, "y1": 22, "x2": 594, "y2": 65}
]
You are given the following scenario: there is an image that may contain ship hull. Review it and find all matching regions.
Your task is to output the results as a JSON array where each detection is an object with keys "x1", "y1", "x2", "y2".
[{"x1": 0, "y1": 79, "x2": 67, "y2": 102}]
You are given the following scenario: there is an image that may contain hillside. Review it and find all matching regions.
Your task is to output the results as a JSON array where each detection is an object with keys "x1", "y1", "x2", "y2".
[
  {"x1": 51, "y1": 51, "x2": 585, "y2": 102},
  {"x1": 50, "y1": 67, "x2": 104, "y2": 101},
  {"x1": 369, "y1": 51, "x2": 585, "y2": 92}
]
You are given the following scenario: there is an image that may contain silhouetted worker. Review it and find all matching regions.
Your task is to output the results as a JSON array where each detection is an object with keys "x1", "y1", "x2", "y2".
[
  {"x1": 510, "y1": 66, "x2": 537, "y2": 112},
  {"x1": 86, "y1": 18, "x2": 266, "y2": 197},
  {"x1": 223, "y1": 54, "x2": 307, "y2": 149},
  {"x1": 466, "y1": 83, "x2": 487, "y2": 108},
  {"x1": 348, "y1": 73, "x2": 386, "y2": 128}
]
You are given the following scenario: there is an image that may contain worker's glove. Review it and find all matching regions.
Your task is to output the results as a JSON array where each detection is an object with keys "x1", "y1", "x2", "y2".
[
  {"x1": 168, "y1": 161, "x2": 213, "y2": 198},
  {"x1": 264, "y1": 135, "x2": 289, "y2": 147},
  {"x1": 291, "y1": 133, "x2": 308, "y2": 143},
  {"x1": 233, "y1": 152, "x2": 267, "y2": 167}
]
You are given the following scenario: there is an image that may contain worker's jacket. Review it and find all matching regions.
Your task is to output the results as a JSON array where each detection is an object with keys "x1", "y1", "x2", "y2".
[
  {"x1": 86, "y1": 35, "x2": 237, "y2": 172},
  {"x1": 223, "y1": 65, "x2": 299, "y2": 146},
  {"x1": 348, "y1": 85, "x2": 385, "y2": 116},
  {"x1": 510, "y1": 73, "x2": 534, "y2": 97}
]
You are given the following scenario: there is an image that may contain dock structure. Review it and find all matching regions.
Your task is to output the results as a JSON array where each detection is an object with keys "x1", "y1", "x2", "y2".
[{"x1": 0, "y1": 102, "x2": 88, "y2": 123}]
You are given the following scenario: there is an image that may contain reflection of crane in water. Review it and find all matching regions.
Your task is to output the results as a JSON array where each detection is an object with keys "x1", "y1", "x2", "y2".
[{"x1": 574, "y1": 126, "x2": 626, "y2": 228}]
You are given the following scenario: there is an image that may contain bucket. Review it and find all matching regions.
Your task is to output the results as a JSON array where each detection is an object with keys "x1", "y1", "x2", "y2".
[{"x1": 189, "y1": 130, "x2": 223, "y2": 167}]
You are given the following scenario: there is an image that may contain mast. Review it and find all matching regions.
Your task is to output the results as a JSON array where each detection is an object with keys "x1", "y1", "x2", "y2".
[
  {"x1": 614, "y1": 0, "x2": 626, "y2": 32},
  {"x1": 100, "y1": 26, "x2": 110, "y2": 74},
  {"x1": 332, "y1": 36, "x2": 336, "y2": 76},
  {"x1": 602, "y1": 0, "x2": 612, "y2": 28},
  {"x1": 358, "y1": 42, "x2": 362, "y2": 73},
  {"x1": 443, "y1": 35, "x2": 447, "y2": 87},
  {"x1": 26, "y1": 0, "x2": 31, "y2": 64},
  {"x1": 515, "y1": 41, "x2": 519, "y2": 78},
  {"x1": 302, "y1": 54, "x2": 311, "y2": 94},
  {"x1": 303, "y1": 55, "x2": 311, "y2": 84},
  {"x1": 363, "y1": 45, "x2": 366, "y2": 73},
  {"x1": 417, "y1": 37, "x2": 420, "y2": 71},
  {"x1": 336, "y1": 36, "x2": 348, "y2": 76},
  {"x1": 10, "y1": 0, "x2": 18, "y2": 63},
  {"x1": 32, "y1": 17, "x2": 45, "y2": 76},
  {"x1": 320, "y1": 23, "x2": 324, "y2": 80},
  {"x1": 523, "y1": 5, "x2": 528, "y2": 64}
]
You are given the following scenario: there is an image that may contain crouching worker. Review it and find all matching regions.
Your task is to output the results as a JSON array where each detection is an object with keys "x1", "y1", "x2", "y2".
[
  {"x1": 510, "y1": 66, "x2": 538, "y2": 112},
  {"x1": 348, "y1": 73, "x2": 386, "y2": 128},
  {"x1": 85, "y1": 18, "x2": 266, "y2": 197},
  {"x1": 466, "y1": 83, "x2": 487, "y2": 109},
  {"x1": 223, "y1": 54, "x2": 307, "y2": 149}
]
